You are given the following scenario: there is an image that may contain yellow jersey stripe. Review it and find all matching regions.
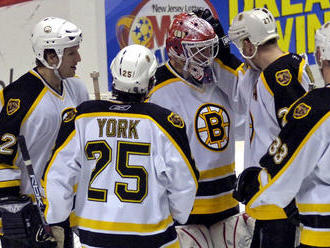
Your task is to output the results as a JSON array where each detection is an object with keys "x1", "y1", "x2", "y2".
[
  {"x1": 199, "y1": 163, "x2": 235, "y2": 180},
  {"x1": 300, "y1": 228, "x2": 330, "y2": 247},
  {"x1": 191, "y1": 193, "x2": 238, "y2": 214},
  {"x1": 0, "y1": 180, "x2": 20, "y2": 188},
  {"x1": 298, "y1": 203, "x2": 330, "y2": 213},
  {"x1": 260, "y1": 72, "x2": 274, "y2": 96}
]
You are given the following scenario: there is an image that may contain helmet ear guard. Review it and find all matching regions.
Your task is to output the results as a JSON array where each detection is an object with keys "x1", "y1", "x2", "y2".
[
  {"x1": 228, "y1": 8, "x2": 279, "y2": 59},
  {"x1": 110, "y1": 44, "x2": 158, "y2": 101},
  {"x1": 31, "y1": 17, "x2": 82, "y2": 69}
]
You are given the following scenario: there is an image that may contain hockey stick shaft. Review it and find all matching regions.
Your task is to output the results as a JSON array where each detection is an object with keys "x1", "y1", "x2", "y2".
[
  {"x1": 90, "y1": 71, "x2": 100, "y2": 100},
  {"x1": 17, "y1": 135, "x2": 51, "y2": 233}
]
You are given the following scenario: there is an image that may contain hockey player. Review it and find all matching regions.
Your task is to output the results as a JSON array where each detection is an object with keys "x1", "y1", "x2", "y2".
[
  {"x1": 147, "y1": 11, "x2": 244, "y2": 247},
  {"x1": 0, "y1": 17, "x2": 89, "y2": 247},
  {"x1": 42, "y1": 44, "x2": 199, "y2": 248},
  {"x1": 233, "y1": 21, "x2": 330, "y2": 248},
  {"x1": 228, "y1": 8, "x2": 315, "y2": 248}
]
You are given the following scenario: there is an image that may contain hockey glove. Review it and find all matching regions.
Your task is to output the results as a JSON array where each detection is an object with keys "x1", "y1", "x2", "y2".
[
  {"x1": 284, "y1": 199, "x2": 300, "y2": 226},
  {"x1": 193, "y1": 9, "x2": 230, "y2": 59},
  {"x1": 233, "y1": 167, "x2": 261, "y2": 205},
  {"x1": 50, "y1": 218, "x2": 74, "y2": 248},
  {"x1": 0, "y1": 195, "x2": 57, "y2": 248}
]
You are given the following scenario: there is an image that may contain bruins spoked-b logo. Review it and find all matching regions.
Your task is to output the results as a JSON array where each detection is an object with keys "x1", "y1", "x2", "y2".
[{"x1": 195, "y1": 103, "x2": 230, "y2": 151}]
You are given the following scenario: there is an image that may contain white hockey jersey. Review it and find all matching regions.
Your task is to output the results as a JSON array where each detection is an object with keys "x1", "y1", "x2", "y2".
[
  {"x1": 235, "y1": 53, "x2": 313, "y2": 168},
  {"x1": 0, "y1": 69, "x2": 89, "y2": 197},
  {"x1": 246, "y1": 87, "x2": 330, "y2": 247},
  {"x1": 148, "y1": 58, "x2": 242, "y2": 226},
  {"x1": 43, "y1": 100, "x2": 198, "y2": 248}
]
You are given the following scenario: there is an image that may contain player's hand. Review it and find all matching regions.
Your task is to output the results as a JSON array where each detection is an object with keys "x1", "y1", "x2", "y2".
[
  {"x1": 51, "y1": 225, "x2": 65, "y2": 248},
  {"x1": 0, "y1": 195, "x2": 57, "y2": 247},
  {"x1": 193, "y1": 9, "x2": 230, "y2": 58},
  {"x1": 233, "y1": 167, "x2": 261, "y2": 204}
]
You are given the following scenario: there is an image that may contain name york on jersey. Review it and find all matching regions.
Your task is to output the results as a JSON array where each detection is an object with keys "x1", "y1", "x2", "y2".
[{"x1": 97, "y1": 118, "x2": 140, "y2": 139}]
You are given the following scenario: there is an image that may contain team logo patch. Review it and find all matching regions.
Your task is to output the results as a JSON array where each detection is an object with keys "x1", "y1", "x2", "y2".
[
  {"x1": 168, "y1": 112, "x2": 184, "y2": 128},
  {"x1": 62, "y1": 108, "x2": 77, "y2": 122},
  {"x1": 275, "y1": 69, "x2": 292, "y2": 86},
  {"x1": 44, "y1": 26, "x2": 52, "y2": 33},
  {"x1": 195, "y1": 103, "x2": 230, "y2": 151},
  {"x1": 6, "y1": 98, "x2": 20, "y2": 115},
  {"x1": 293, "y1": 103, "x2": 311, "y2": 119}
]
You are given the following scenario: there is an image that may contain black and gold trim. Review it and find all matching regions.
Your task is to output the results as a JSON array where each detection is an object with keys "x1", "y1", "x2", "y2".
[
  {"x1": 0, "y1": 70, "x2": 45, "y2": 196},
  {"x1": 260, "y1": 88, "x2": 330, "y2": 178},
  {"x1": 260, "y1": 53, "x2": 307, "y2": 127}
]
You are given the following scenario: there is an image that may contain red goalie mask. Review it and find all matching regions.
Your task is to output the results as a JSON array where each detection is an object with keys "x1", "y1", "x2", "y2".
[{"x1": 166, "y1": 13, "x2": 219, "y2": 67}]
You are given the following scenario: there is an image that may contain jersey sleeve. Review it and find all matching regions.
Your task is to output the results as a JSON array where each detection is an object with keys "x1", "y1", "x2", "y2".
[
  {"x1": 213, "y1": 58, "x2": 243, "y2": 105},
  {"x1": 246, "y1": 95, "x2": 330, "y2": 220},
  {"x1": 157, "y1": 111, "x2": 199, "y2": 224},
  {"x1": 259, "y1": 54, "x2": 309, "y2": 127},
  {"x1": 43, "y1": 108, "x2": 80, "y2": 224},
  {"x1": 0, "y1": 77, "x2": 44, "y2": 197}
]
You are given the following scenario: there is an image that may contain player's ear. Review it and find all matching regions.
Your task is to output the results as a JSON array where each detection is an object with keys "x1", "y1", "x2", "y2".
[
  {"x1": 45, "y1": 52, "x2": 59, "y2": 67},
  {"x1": 242, "y1": 39, "x2": 255, "y2": 57}
]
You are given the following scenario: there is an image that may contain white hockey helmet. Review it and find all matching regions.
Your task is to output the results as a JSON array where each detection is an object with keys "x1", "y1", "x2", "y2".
[
  {"x1": 31, "y1": 17, "x2": 82, "y2": 69},
  {"x1": 228, "y1": 8, "x2": 279, "y2": 59},
  {"x1": 110, "y1": 44, "x2": 158, "y2": 97},
  {"x1": 314, "y1": 21, "x2": 330, "y2": 68}
]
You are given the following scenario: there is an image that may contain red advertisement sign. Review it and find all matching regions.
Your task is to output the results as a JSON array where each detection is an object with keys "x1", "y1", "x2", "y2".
[{"x1": 0, "y1": 0, "x2": 32, "y2": 8}]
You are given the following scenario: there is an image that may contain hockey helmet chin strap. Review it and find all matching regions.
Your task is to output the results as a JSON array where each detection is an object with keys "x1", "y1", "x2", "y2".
[
  {"x1": 241, "y1": 44, "x2": 261, "y2": 71},
  {"x1": 42, "y1": 55, "x2": 65, "y2": 80}
]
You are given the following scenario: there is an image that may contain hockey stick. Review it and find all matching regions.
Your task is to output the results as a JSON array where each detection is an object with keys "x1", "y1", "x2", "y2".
[
  {"x1": 17, "y1": 135, "x2": 53, "y2": 237},
  {"x1": 90, "y1": 71, "x2": 100, "y2": 100}
]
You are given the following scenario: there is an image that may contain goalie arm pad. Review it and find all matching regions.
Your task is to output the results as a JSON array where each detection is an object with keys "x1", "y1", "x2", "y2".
[
  {"x1": 193, "y1": 9, "x2": 229, "y2": 55},
  {"x1": 193, "y1": 8, "x2": 241, "y2": 66},
  {"x1": 0, "y1": 195, "x2": 57, "y2": 247},
  {"x1": 233, "y1": 167, "x2": 261, "y2": 205}
]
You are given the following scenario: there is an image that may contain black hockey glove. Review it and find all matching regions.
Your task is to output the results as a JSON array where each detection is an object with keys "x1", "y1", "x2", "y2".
[
  {"x1": 233, "y1": 167, "x2": 261, "y2": 205},
  {"x1": 0, "y1": 195, "x2": 57, "y2": 248},
  {"x1": 284, "y1": 199, "x2": 300, "y2": 226},
  {"x1": 193, "y1": 8, "x2": 230, "y2": 59}
]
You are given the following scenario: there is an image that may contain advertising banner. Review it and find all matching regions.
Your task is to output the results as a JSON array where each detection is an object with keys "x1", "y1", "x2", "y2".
[
  {"x1": 0, "y1": 0, "x2": 32, "y2": 8},
  {"x1": 105, "y1": 0, "x2": 330, "y2": 89}
]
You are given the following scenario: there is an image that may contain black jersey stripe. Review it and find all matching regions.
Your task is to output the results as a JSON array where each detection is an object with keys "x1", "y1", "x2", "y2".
[
  {"x1": 78, "y1": 224, "x2": 177, "y2": 248},
  {"x1": 186, "y1": 206, "x2": 239, "y2": 227},
  {"x1": 196, "y1": 174, "x2": 236, "y2": 197},
  {"x1": 300, "y1": 214, "x2": 330, "y2": 229}
]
